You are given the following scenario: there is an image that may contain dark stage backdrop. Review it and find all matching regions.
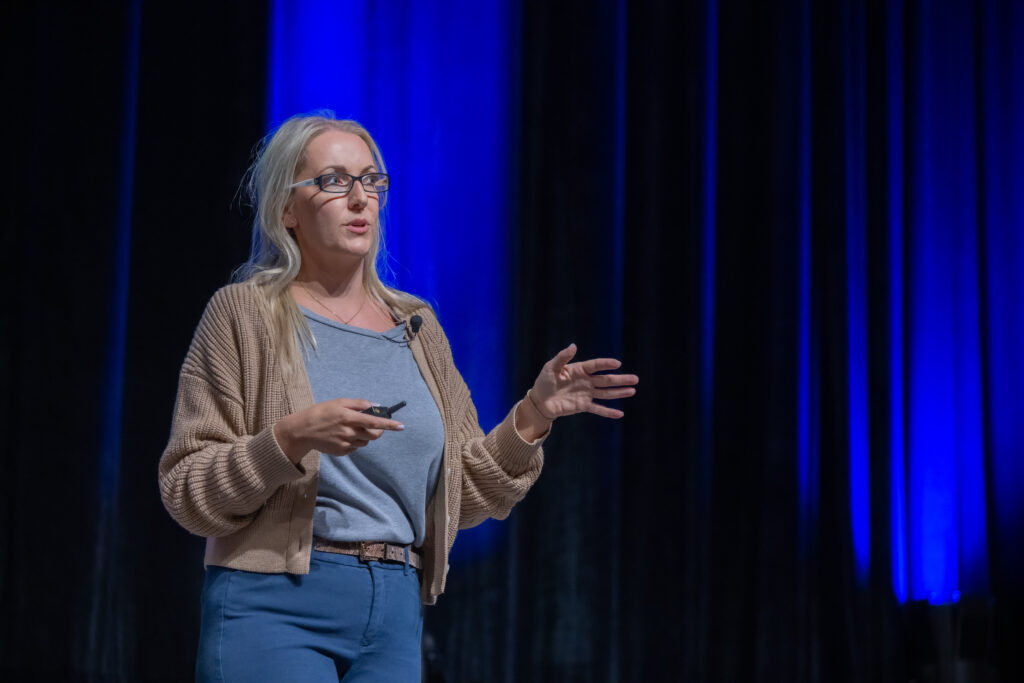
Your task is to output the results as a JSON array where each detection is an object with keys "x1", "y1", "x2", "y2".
[{"x1": 2, "y1": 1, "x2": 1022, "y2": 682}]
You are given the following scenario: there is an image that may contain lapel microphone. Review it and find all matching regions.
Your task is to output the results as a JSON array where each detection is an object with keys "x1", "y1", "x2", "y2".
[
  {"x1": 382, "y1": 314, "x2": 423, "y2": 347},
  {"x1": 407, "y1": 314, "x2": 423, "y2": 342}
]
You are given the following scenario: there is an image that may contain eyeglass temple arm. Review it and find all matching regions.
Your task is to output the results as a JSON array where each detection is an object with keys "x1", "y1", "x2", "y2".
[{"x1": 287, "y1": 178, "x2": 318, "y2": 189}]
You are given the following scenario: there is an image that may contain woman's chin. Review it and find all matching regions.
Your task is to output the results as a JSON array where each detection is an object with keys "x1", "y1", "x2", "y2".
[{"x1": 326, "y1": 239, "x2": 372, "y2": 260}]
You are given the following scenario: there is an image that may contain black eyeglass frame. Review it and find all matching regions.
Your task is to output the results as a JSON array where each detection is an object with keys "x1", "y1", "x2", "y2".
[{"x1": 288, "y1": 172, "x2": 390, "y2": 194}]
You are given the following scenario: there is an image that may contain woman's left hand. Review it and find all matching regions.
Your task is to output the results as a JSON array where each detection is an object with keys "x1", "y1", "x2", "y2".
[{"x1": 528, "y1": 343, "x2": 639, "y2": 421}]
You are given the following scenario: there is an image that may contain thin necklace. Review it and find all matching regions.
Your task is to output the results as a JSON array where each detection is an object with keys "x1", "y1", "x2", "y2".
[{"x1": 299, "y1": 281, "x2": 368, "y2": 325}]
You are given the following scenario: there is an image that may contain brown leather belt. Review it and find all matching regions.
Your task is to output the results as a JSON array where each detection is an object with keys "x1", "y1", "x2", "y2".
[{"x1": 313, "y1": 538, "x2": 422, "y2": 570}]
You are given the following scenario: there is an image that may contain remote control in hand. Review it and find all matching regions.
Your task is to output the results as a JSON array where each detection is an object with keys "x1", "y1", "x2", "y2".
[{"x1": 361, "y1": 401, "x2": 407, "y2": 419}]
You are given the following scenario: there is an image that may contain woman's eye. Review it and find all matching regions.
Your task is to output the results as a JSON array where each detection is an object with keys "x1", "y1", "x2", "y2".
[{"x1": 322, "y1": 174, "x2": 342, "y2": 186}]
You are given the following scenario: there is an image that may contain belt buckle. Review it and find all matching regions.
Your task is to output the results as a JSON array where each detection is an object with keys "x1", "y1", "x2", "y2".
[{"x1": 358, "y1": 541, "x2": 371, "y2": 563}]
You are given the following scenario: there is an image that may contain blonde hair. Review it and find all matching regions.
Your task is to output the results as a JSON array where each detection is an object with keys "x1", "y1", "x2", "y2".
[{"x1": 235, "y1": 111, "x2": 423, "y2": 374}]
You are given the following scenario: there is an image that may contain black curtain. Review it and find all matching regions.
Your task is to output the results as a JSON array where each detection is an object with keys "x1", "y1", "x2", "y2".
[
  {"x1": 429, "y1": 0, "x2": 1018, "y2": 681},
  {"x1": 2, "y1": 3, "x2": 133, "y2": 679},
  {"x1": 119, "y1": 2, "x2": 269, "y2": 680},
  {"x1": 2, "y1": 3, "x2": 268, "y2": 681},
  {"x1": 2, "y1": 2, "x2": 1019, "y2": 682}
]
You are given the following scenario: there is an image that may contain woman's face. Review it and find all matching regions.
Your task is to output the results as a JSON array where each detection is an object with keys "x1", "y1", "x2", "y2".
[{"x1": 284, "y1": 129, "x2": 381, "y2": 271}]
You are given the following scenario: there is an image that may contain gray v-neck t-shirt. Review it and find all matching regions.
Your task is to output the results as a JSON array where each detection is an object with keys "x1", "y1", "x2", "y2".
[{"x1": 301, "y1": 307, "x2": 444, "y2": 547}]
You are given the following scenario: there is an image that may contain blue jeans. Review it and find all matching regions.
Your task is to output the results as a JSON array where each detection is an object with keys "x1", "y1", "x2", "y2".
[{"x1": 196, "y1": 550, "x2": 423, "y2": 682}]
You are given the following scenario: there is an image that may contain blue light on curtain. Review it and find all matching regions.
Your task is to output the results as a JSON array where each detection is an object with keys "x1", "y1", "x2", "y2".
[
  {"x1": 842, "y1": 0, "x2": 870, "y2": 584},
  {"x1": 267, "y1": 0, "x2": 517, "y2": 559},
  {"x1": 700, "y1": 0, "x2": 717, "y2": 517},
  {"x1": 98, "y1": 0, "x2": 142, "y2": 503},
  {"x1": 87, "y1": 0, "x2": 141, "y2": 672},
  {"x1": 886, "y1": 0, "x2": 909, "y2": 604},
  {"x1": 797, "y1": 0, "x2": 819, "y2": 554},
  {"x1": 981, "y1": 0, "x2": 1024, "y2": 588},
  {"x1": 901, "y1": 0, "x2": 988, "y2": 604},
  {"x1": 847, "y1": 0, "x2": 1002, "y2": 605}
]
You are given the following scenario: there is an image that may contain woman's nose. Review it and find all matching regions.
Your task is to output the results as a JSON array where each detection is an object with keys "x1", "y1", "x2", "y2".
[{"x1": 347, "y1": 181, "x2": 368, "y2": 207}]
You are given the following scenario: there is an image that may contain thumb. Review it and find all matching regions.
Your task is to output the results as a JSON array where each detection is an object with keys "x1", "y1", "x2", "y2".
[{"x1": 550, "y1": 343, "x2": 577, "y2": 370}]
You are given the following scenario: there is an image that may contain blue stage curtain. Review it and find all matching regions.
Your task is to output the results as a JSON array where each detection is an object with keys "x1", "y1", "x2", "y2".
[{"x1": 266, "y1": 0, "x2": 519, "y2": 433}]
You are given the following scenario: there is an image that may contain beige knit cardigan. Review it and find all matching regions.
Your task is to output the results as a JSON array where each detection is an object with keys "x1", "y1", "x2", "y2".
[{"x1": 159, "y1": 283, "x2": 545, "y2": 604}]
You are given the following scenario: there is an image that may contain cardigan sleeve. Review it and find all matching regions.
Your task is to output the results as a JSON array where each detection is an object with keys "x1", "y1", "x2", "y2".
[
  {"x1": 158, "y1": 290, "x2": 303, "y2": 538},
  {"x1": 456, "y1": 398, "x2": 546, "y2": 529},
  {"x1": 414, "y1": 307, "x2": 546, "y2": 530}
]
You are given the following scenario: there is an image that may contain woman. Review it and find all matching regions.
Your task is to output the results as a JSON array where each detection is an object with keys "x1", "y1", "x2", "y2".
[{"x1": 159, "y1": 112, "x2": 638, "y2": 682}]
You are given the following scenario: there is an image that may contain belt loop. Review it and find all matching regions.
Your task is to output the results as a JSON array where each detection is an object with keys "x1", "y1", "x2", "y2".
[{"x1": 403, "y1": 545, "x2": 410, "y2": 575}]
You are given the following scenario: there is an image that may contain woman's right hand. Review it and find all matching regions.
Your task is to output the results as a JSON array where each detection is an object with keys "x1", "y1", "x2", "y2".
[{"x1": 273, "y1": 398, "x2": 405, "y2": 464}]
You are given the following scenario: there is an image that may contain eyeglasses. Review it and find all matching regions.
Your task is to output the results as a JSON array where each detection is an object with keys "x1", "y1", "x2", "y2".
[{"x1": 288, "y1": 172, "x2": 390, "y2": 195}]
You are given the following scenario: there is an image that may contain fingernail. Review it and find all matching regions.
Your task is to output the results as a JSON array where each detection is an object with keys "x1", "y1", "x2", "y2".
[{"x1": 396, "y1": 424, "x2": 405, "y2": 430}]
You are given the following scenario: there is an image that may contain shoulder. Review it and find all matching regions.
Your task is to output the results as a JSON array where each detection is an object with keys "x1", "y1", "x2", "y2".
[
  {"x1": 197, "y1": 282, "x2": 274, "y2": 333},
  {"x1": 407, "y1": 303, "x2": 456, "y2": 361},
  {"x1": 408, "y1": 302, "x2": 442, "y2": 336},
  {"x1": 187, "y1": 283, "x2": 271, "y2": 355},
  {"x1": 206, "y1": 282, "x2": 266, "y2": 318},
  {"x1": 376, "y1": 287, "x2": 450, "y2": 351},
  {"x1": 409, "y1": 302, "x2": 438, "y2": 325},
  {"x1": 177, "y1": 287, "x2": 250, "y2": 393},
  {"x1": 182, "y1": 283, "x2": 275, "y2": 379},
  {"x1": 380, "y1": 288, "x2": 442, "y2": 336}
]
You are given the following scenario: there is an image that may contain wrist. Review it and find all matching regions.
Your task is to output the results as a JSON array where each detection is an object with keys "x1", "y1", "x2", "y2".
[
  {"x1": 525, "y1": 388, "x2": 555, "y2": 423},
  {"x1": 274, "y1": 413, "x2": 308, "y2": 464},
  {"x1": 514, "y1": 397, "x2": 550, "y2": 443}
]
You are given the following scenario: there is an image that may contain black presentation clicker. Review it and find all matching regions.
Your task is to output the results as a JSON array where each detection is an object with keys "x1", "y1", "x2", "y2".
[{"x1": 361, "y1": 401, "x2": 407, "y2": 418}]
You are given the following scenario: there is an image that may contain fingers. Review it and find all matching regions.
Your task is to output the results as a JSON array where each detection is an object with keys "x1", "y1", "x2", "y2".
[
  {"x1": 590, "y1": 372, "x2": 640, "y2": 387},
  {"x1": 593, "y1": 386, "x2": 637, "y2": 400},
  {"x1": 328, "y1": 398, "x2": 404, "y2": 431},
  {"x1": 360, "y1": 415, "x2": 405, "y2": 431},
  {"x1": 323, "y1": 426, "x2": 386, "y2": 456},
  {"x1": 587, "y1": 402, "x2": 625, "y2": 419},
  {"x1": 579, "y1": 357, "x2": 623, "y2": 374},
  {"x1": 344, "y1": 425, "x2": 392, "y2": 445},
  {"x1": 341, "y1": 412, "x2": 400, "y2": 447},
  {"x1": 333, "y1": 397, "x2": 375, "y2": 411},
  {"x1": 297, "y1": 397, "x2": 408, "y2": 458},
  {"x1": 533, "y1": 348, "x2": 637, "y2": 421}
]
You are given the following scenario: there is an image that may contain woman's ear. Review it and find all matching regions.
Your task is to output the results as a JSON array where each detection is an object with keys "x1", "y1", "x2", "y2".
[{"x1": 283, "y1": 203, "x2": 297, "y2": 229}]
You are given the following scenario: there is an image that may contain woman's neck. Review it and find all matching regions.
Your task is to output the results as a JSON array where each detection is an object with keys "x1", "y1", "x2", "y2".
[
  {"x1": 293, "y1": 256, "x2": 395, "y2": 331},
  {"x1": 296, "y1": 257, "x2": 365, "y2": 300}
]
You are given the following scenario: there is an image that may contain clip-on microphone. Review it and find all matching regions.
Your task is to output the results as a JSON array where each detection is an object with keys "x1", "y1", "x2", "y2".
[{"x1": 406, "y1": 314, "x2": 423, "y2": 342}]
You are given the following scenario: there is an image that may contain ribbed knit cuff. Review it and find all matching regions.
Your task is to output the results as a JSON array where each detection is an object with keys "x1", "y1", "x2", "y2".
[
  {"x1": 488, "y1": 403, "x2": 547, "y2": 477},
  {"x1": 247, "y1": 426, "x2": 307, "y2": 488}
]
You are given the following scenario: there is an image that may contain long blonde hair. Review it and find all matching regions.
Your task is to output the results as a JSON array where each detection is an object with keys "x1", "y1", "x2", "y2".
[{"x1": 235, "y1": 111, "x2": 423, "y2": 374}]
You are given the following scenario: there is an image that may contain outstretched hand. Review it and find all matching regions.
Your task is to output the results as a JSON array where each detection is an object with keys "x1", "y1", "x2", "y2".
[{"x1": 528, "y1": 343, "x2": 639, "y2": 420}]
